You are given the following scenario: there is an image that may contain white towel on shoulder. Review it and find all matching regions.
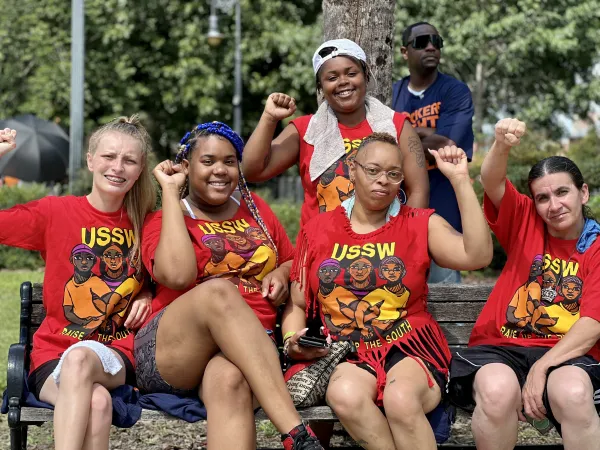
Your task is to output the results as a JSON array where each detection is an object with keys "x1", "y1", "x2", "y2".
[{"x1": 306, "y1": 95, "x2": 398, "y2": 182}]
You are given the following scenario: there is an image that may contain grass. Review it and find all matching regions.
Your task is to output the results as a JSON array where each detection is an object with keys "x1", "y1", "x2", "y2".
[{"x1": 0, "y1": 270, "x2": 44, "y2": 391}]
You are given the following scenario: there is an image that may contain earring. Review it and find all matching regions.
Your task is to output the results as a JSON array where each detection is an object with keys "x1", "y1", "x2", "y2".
[{"x1": 399, "y1": 188, "x2": 407, "y2": 204}]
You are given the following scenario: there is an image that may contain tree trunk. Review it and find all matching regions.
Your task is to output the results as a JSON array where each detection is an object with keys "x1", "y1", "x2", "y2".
[{"x1": 322, "y1": 0, "x2": 396, "y2": 105}]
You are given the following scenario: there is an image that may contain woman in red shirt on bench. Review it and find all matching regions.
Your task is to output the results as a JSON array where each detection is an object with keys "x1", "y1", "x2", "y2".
[
  {"x1": 0, "y1": 119, "x2": 155, "y2": 450},
  {"x1": 282, "y1": 133, "x2": 492, "y2": 450},
  {"x1": 135, "y1": 122, "x2": 324, "y2": 450}
]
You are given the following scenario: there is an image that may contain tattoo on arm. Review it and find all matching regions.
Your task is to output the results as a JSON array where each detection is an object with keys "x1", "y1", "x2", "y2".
[
  {"x1": 408, "y1": 135, "x2": 426, "y2": 168},
  {"x1": 263, "y1": 151, "x2": 271, "y2": 170},
  {"x1": 387, "y1": 378, "x2": 396, "y2": 385}
]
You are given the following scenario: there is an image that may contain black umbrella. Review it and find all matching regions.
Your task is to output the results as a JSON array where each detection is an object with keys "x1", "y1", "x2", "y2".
[{"x1": 0, "y1": 114, "x2": 70, "y2": 183}]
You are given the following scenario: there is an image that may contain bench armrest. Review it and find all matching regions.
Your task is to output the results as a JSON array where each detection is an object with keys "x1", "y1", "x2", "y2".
[
  {"x1": 6, "y1": 343, "x2": 26, "y2": 428},
  {"x1": 19, "y1": 282, "x2": 33, "y2": 349}
]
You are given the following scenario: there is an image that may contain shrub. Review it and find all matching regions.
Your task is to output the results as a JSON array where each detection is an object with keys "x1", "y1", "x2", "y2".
[
  {"x1": 270, "y1": 201, "x2": 302, "y2": 244},
  {"x1": 0, "y1": 183, "x2": 50, "y2": 269}
]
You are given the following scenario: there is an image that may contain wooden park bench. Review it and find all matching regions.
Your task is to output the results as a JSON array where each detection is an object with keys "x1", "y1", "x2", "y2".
[{"x1": 6, "y1": 282, "x2": 563, "y2": 450}]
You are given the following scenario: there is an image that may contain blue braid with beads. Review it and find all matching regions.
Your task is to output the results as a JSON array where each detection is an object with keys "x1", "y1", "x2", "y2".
[{"x1": 175, "y1": 121, "x2": 279, "y2": 265}]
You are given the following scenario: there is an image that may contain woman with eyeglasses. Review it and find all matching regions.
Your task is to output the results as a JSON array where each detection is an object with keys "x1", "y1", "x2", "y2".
[
  {"x1": 242, "y1": 39, "x2": 429, "y2": 228},
  {"x1": 282, "y1": 133, "x2": 492, "y2": 450}
]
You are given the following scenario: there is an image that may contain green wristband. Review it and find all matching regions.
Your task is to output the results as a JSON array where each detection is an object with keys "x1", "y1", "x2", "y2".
[{"x1": 283, "y1": 331, "x2": 295, "y2": 342}]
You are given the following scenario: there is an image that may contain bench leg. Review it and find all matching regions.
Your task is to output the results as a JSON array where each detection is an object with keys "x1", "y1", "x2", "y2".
[{"x1": 10, "y1": 425, "x2": 28, "y2": 450}]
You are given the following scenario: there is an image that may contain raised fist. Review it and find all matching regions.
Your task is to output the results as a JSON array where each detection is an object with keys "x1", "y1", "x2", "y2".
[
  {"x1": 429, "y1": 145, "x2": 468, "y2": 182},
  {"x1": 495, "y1": 118, "x2": 526, "y2": 147},
  {"x1": 152, "y1": 160, "x2": 187, "y2": 191},
  {"x1": 263, "y1": 93, "x2": 296, "y2": 122},
  {"x1": 0, "y1": 128, "x2": 17, "y2": 159}
]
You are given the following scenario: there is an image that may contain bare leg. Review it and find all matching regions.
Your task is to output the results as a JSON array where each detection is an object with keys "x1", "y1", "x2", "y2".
[
  {"x1": 471, "y1": 364, "x2": 521, "y2": 450},
  {"x1": 81, "y1": 385, "x2": 113, "y2": 450},
  {"x1": 547, "y1": 366, "x2": 600, "y2": 450},
  {"x1": 39, "y1": 348, "x2": 126, "y2": 450},
  {"x1": 384, "y1": 358, "x2": 440, "y2": 450},
  {"x1": 200, "y1": 353, "x2": 258, "y2": 450},
  {"x1": 155, "y1": 279, "x2": 302, "y2": 434},
  {"x1": 325, "y1": 363, "x2": 395, "y2": 450}
]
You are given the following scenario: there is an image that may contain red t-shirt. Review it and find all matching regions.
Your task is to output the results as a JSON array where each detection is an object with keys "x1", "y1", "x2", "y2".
[
  {"x1": 0, "y1": 196, "x2": 143, "y2": 373},
  {"x1": 291, "y1": 205, "x2": 451, "y2": 401},
  {"x1": 469, "y1": 180, "x2": 600, "y2": 361},
  {"x1": 142, "y1": 194, "x2": 295, "y2": 331},
  {"x1": 292, "y1": 113, "x2": 408, "y2": 227}
]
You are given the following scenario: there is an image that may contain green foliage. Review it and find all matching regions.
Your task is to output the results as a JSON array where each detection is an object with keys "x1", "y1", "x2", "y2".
[
  {"x1": 0, "y1": 0, "x2": 321, "y2": 160},
  {"x1": 0, "y1": 246, "x2": 44, "y2": 270},
  {"x1": 0, "y1": 183, "x2": 50, "y2": 209},
  {"x1": 256, "y1": 421, "x2": 279, "y2": 438},
  {"x1": 255, "y1": 188, "x2": 302, "y2": 243},
  {"x1": 0, "y1": 184, "x2": 50, "y2": 269},
  {"x1": 569, "y1": 129, "x2": 600, "y2": 193},
  {"x1": 395, "y1": 1, "x2": 600, "y2": 136},
  {"x1": 0, "y1": 270, "x2": 45, "y2": 391},
  {"x1": 270, "y1": 201, "x2": 302, "y2": 244}
]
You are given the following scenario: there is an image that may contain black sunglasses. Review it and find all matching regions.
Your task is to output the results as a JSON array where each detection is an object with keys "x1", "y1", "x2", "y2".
[{"x1": 406, "y1": 34, "x2": 443, "y2": 50}]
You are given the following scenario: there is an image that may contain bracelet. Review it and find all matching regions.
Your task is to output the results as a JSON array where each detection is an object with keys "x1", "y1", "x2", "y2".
[
  {"x1": 283, "y1": 337, "x2": 292, "y2": 358},
  {"x1": 283, "y1": 331, "x2": 296, "y2": 342}
]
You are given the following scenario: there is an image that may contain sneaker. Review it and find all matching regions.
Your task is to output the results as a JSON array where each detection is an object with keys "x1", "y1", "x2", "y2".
[{"x1": 281, "y1": 424, "x2": 324, "y2": 450}]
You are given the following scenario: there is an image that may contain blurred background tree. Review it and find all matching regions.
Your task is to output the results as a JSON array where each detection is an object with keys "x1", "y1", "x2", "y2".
[
  {"x1": 0, "y1": 0, "x2": 321, "y2": 158},
  {"x1": 2, "y1": 0, "x2": 598, "y2": 148},
  {"x1": 395, "y1": 0, "x2": 600, "y2": 138}
]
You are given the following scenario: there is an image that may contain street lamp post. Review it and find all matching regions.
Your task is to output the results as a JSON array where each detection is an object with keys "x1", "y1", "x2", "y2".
[
  {"x1": 207, "y1": 0, "x2": 242, "y2": 135},
  {"x1": 69, "y1": 0, "x2": 85, "y2": 193}
]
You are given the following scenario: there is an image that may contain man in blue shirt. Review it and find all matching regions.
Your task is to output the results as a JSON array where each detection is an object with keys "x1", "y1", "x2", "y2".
[{"x1": 392, "y1": 21, "x2": 475, "y2": 284}]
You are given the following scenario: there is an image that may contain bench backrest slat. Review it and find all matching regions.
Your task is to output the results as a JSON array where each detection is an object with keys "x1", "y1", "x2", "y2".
[{"x1": 28, "y1": 283, "x2": 493, "y2": 346}]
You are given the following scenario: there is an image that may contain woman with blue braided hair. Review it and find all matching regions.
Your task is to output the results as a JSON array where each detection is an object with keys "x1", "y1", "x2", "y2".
[{"x1": 134, "y1": 122, "x2": 325, "y2": 450}]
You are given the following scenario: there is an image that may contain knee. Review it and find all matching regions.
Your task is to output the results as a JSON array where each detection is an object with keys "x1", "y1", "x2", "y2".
[
  {"x1": 60, "y1": 348, "x2": 96, "y2": 382},
  {"x1": 202, "y1": 363, "x2": 251, "y2": 406},
  {"x1": 473, "y1": 369, "x2": 521, "y2": 422},
  {"x1": 547, "y1": 369, "x2": 594, "y2": 422},
  {"x1": 383, "y1": 386, "x2": 424, "y2": 428},
  {"x1": 90, "y1": 386, "x2": 113, "y2": 416},
  {"x1": 326, "y1": 380, "x2": 370, "y2": 420},
  {"x1": 192, "y1": 279, "x2": 242, "y2": 316},
  {"x1": 87, "y1": 386, "x2": 112, "y2": 435}
]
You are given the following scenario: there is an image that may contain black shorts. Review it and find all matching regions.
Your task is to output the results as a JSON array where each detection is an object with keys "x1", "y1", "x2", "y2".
[
  {"x1": 27, "y1": 348, "x2": 136, "y2": 401},
  {"x1": 449, "y1": 345, "x2": 600, "y2": 432}
]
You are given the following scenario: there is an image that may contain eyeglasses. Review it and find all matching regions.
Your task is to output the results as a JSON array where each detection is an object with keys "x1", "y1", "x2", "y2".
[
  {"x1": 354, "y1": 161, "x2": 404, "y2": 184},
  {"x1": 406, "y1": 34, "x2": 444, "y2": 50}
]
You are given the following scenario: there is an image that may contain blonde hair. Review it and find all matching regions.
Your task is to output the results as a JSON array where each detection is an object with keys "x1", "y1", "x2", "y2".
[{"x1": 88, "y1": 115, "x2": 156, "y2": 275}]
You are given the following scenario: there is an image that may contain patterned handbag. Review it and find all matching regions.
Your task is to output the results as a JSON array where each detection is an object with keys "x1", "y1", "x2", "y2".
[{"x1": 285, "y1": 341, "x2": 354, "y2": 407}]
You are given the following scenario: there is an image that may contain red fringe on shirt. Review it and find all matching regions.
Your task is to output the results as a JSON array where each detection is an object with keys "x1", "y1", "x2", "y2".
[{"x1": 351, "y1": 322, "x2": 451, "y2": 405}]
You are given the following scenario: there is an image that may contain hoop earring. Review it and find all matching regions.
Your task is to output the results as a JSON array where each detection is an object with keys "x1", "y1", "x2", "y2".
[{"x1": 399, "y1": 188, "x2": 407, "y2": 205}]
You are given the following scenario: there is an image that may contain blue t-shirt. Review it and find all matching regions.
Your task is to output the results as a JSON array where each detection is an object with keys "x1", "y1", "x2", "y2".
[{"x1": 392, "y1": 72, "x2": 474, "y2": 232}]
